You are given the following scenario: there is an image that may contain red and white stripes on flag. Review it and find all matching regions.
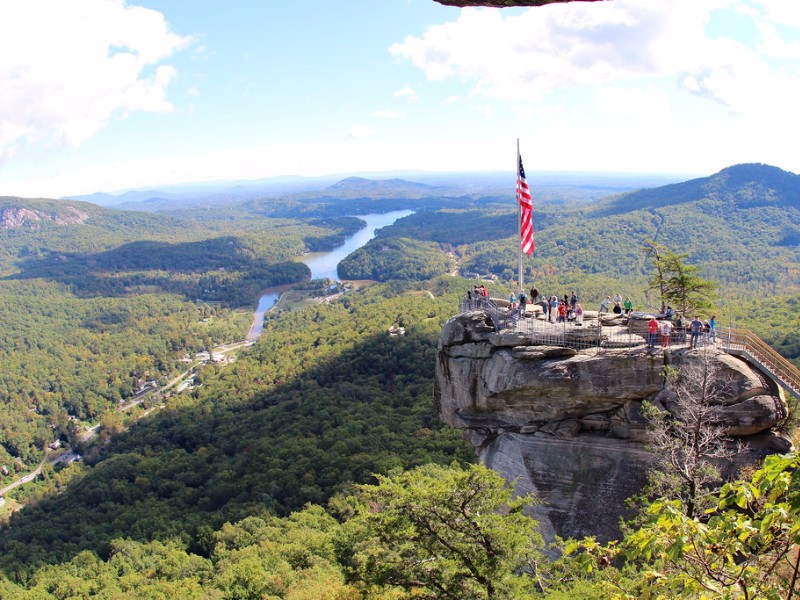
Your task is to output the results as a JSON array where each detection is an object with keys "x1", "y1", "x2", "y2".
[{"x1": 516, "y1": 155, "x2": 534, "y2": 256}]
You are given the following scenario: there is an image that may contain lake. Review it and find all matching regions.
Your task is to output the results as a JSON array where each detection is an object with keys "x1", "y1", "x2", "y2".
[
  {"x1": 247, "y1": 209, "x2": 413, "y2": 339},
  {"x1": 301, "y1": 210, "x2": 413, "y2": 281}
]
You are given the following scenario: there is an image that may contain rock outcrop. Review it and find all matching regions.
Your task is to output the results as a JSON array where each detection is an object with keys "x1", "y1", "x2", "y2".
[
  {"x1": 0, "y1": 205, "x2": 90, "y2": 229},
  {"x1": 435, "y1": 311, "x2": 791, "y2": 542}
]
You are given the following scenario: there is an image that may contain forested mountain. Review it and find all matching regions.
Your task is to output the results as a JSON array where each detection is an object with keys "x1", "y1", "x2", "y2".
[
  {"x1": 337, "y1": 164, "x2": 800, "y2": 292},
  {"x1": 326, "y1": 176, "x2": 447, "y2": 196},
  {"x1": 596, "y1": 163, "x2": 800, "y2": 215},
  {"x1": 0, "y1": 199, "x2": 363, "y2": 475},
  {"x1": 2, "y1": 164, "x2": 800, "y2": 597},
  {"x1": 327, "y1": 164, "x2": 800, "y2": 365}
]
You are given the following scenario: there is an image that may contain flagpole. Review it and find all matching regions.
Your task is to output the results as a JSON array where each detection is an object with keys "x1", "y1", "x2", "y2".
[{"x1": 517, "y1": 138, "x2": 523, "y2": 293}]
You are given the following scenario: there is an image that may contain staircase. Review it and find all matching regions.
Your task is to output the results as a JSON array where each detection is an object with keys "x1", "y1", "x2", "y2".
[{"x1": 720, "y1": 327, "x2": 800, "y2": 403}]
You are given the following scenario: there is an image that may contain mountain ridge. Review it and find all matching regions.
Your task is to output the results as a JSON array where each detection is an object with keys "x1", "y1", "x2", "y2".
[{"x1": 595, "y1": 163, "x2": 800, "y2": 216}]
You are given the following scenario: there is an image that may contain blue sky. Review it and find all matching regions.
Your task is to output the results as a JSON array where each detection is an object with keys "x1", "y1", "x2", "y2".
[{"x1": 1, "y1": 0, "x2": 799, "y2": 197}]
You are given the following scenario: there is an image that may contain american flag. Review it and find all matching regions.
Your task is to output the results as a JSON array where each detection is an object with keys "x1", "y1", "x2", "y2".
[{"x1": 517, "y1": 155, "x2": 534, "y2": 255}]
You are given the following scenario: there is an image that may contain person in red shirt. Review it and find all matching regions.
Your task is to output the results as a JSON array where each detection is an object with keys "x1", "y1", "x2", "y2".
[
  {"x1": 647, "y1": 317, "x2": 659, "y2": 349},
  {"x1": 557, "y1": 302, "x2": 567, "y2": 323}
]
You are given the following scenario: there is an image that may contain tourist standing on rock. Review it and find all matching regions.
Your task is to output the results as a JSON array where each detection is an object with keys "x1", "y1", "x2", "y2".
[
  {"x1": 575, "y1": 303, "x2": 584, "y2": 324},
  {"x1": 557, "y1": 302, "x2": 567, "y2": 323},
  {"x1": 508, "y1": 291, "x2": 517, "y2": 312},
  {"x1": 570, "y1": 291, "x2": 578, "y2": 312},
  {"x1": 624, "y1": 297, "x2": 633, "y2": 316},
  {"x1": 477, "y1": 285, "x2": 488, "y2": 308},
  {"x1": 675, "y1": 314, "x2": 686, "y2": 342},
  {"x1": 550, "y1": 296, "x2": 559, "y2": 323},
  {"x1": 517, "y1": 291, "x2": 528, "y2": 317},
  {"x1": 709, "y1": 315, "x2": 717, "y2": 343},
  {"x1": 599, "y1": 295, "x2": 610, "y2": 313},
  {"x1": 648, "y1": 316, "x2": 659, "y2": 349},
  {"x1": 530, "y1": 287, "x2": 539, "y2": 303},
  {"x1": 660, "y1": 320, "x2": 672, "y2": 348},
  {"x1": 690, "y1": 316, "x2": 703, "y2": 348},
  {"x1": 613, "y1": 293, "x2": 622, "y2": 311},
  {"x1": 539, "y1": 298, "x2": 548, "y2": 319}
]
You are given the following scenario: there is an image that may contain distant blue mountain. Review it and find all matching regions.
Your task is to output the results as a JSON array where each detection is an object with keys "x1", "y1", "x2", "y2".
[{"x1": 61, "y1": 170, "x2": 693, "y2": 212}]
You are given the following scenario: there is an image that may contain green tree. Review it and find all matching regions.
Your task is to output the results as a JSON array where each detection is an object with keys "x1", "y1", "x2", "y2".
[
  {"x1": 341, "y1": 463, "x2": 544, "y2": 599},
  {"x1": 623, "y1": 452, "x2": 800, "y2": 599},
  {"x1": 644, "y1": 240, "x2": 717, "y2": 315}
]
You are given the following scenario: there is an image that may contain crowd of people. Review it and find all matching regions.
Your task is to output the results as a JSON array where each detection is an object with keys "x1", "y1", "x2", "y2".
[
  {"x1": 505, "y1": 287, "x2": 586, "y2": 324},
  {"x1": 599, "y1": 293, "x2": 634, "y2": 316},
  {"x1": 465, "y1": 284, "x2": 718, "y2": 351},
  {"x1": 647, "y1": 313, "x2": 716, "y2": 349}
]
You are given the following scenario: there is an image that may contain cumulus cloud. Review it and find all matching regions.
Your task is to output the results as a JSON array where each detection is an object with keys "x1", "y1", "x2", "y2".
[
  {"x1": 388, "y1": 0, "x2": 799, "y2": 116},
  {"x1": 752, "y1": 0, "x2": 800, "y2": 29},
  {"x1": 0, "y1": 0, "x2": 191, "y2": 162},
  {"x1": 393, "y1": 85, "x2": 419, "y2": 101}
]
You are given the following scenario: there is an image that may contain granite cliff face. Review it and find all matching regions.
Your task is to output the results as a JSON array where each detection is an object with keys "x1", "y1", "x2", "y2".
[
  {"x1": 0, "y1": 204, "x2": 90, "y2": 229},
  {"x1": 435, "y1": 311, "x2": 791, "y2": 542}
]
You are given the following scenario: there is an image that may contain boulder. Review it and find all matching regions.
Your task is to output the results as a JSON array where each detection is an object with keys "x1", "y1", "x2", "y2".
[{"x1": 708, "y1": 395, "x2": 788, "y2": 436}]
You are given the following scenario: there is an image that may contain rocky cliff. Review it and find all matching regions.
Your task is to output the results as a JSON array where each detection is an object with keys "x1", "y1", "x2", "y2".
[
  {"x1": 0, "y1": 203, "x2": 90, "y2": 229},
  {"x1": 435, "y1": 310, "x2": 791, "y2": 542}
]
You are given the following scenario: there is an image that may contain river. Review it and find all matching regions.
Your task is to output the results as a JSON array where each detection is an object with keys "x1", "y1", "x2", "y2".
[{"x1": 247, "y1": 209, "x2": 413, "y2": 340}]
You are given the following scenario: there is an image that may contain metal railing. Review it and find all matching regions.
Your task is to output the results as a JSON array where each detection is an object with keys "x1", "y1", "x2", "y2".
[
  {"x1": 720, "y1": 327, "x2": 800, "y2": 402},
  {"x1": 458, "y1": 297, "x2": 649, "y2": 351},
  {"x1": 457, "y1": 297, "x2": 800, "y2": 402}
]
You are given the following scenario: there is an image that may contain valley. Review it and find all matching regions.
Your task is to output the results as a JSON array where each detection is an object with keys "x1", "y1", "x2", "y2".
[{"x1": 1, "y1": 164, "x2": 800, "y2": 597}]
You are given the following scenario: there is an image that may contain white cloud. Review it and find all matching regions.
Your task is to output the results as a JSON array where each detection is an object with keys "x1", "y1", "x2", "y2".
[
  {"x1": 389, "y1": 0, "x2": 796, "y2": 113},
  {"x1": 752, "y1": 0, "x2": 800, "y2": 28},
  {"x1": 592, "y1": 86, "x2": 672, "y2": 121},
  {"x1": 0, "y1": 0, "x2": 191, "y2": 163},
  {"x1": 348, "y1": 125, "x2": 377, "y2": 139},
  {"x1": 371, "y1": 110, "x2": 401, "y2": 119},
  {"x1": 393, "y1": 85, "x2": 419, "y2": 101}
]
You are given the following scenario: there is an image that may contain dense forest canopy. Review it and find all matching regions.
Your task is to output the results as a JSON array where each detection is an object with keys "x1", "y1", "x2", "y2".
[
  {"x1": 0, "y1": 199, "x2": 372, "y2": 471},
  {"x1": 2, "y1": 163, "x2": 800, "y2": 597}
]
